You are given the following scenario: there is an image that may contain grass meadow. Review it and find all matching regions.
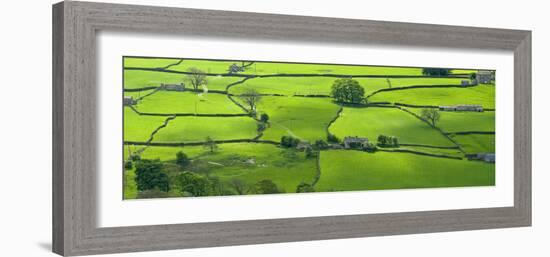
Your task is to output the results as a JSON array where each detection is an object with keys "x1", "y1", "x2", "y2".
[{"x1": 122, "y1": 56, "x2": 494, "y2": 200}]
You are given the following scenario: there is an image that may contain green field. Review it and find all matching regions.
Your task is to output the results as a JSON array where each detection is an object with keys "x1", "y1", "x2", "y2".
[
  {"x1": 329, "y1": 107, "x2": 455, "y2": 147},
  {"x1": 229, "y1": 77, "x2": 465, "y2": 96},
  {"x1": 135, "y1": 91, "x2": 245, "y2": 114},
  {"x1": 152, "y1": 116, "x2": 257, "y2": 143},
  {"x1": 369, "y1": 84, "x2": 495, "y2": 108},
  {"x1": 123, "y1": 57, "x2": 495, "y2": 200},
  {"x1": 124, "y1": 107, "x2": 167, "y2": 142},
  {"x1": 450, "y1": 133, "x2": 496, "y2": 154},
  {"x1": 317, "y1": 150, "x2": 494, "y2": 191},
  {"x1": 253, "y1": 96, "x2": 341, "y2": 142}
]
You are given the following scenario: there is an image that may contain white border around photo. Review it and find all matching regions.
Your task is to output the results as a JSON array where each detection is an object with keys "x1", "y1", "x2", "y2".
[{"x1": 97, "y1": 31, "x2": 514, "y2": 228}]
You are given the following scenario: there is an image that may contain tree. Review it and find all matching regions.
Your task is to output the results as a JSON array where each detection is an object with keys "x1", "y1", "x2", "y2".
[
  {"x1": 260, "y1": 113, "x2": 270, "y2": 123},
  {"x1": 281, "y1": 135, "x2": 300, "y2": 148},
  {"x1": 257, "y1": 122, "x2": 267, "y2": 133},
  {"x1": 331, "y1": 78, "x2": 365, "y2": 104},
  {"x1": 377, "y1": 135, "x2": 399, "y2": 147},
  {"x1": 363, "y1": 142, "x2": 378, "y2": 152},
  {"x1": 203, "y1": 136, "x2": 218, "y2": 153},
  {"x1": 327, "y1": 133, "x2": 340, "y2": 143},
  {"x1": 124, "y1": 160, "x2": 133, "y2": 170},
  {"x1": 304, "y1": 146, "x2": 316, "y2": 158},
  {"x1": 296, "y1": 182, "x2": 315, "y2": 193},
  {"x1": 229, "y1": 178, "x2": 248, "y2": 195},
  {"x1": 422, "y1": 68, "x2": 450, "y2": 76},
  {"x1": 421, "y1": 108, "x2": 441, "y2": 127},
  {"x1": 186, "y1": 67, "x2": 208, "y2": 91},
  {"x1": 175, "y1": 151, "x2": 190, "y2": 168},
  {"x1": 252, "y1": 180, "x2": 281, "y2": 194},
  {"x1": 176, "y1": 171, "x2": 211, "y2": 197},
  {"x1": 238, "y1": 88, "x2": 262, "y2": 113},
  {"x1": 134, "y1": 159, "x2": 169, "y2": 192}
]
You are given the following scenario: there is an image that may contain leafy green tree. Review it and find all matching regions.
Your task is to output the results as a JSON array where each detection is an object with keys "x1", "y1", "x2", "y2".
[
  {"x1": 260, "y1": 113, "x2": 270, "y2": 123},
  {"x1": 124, "y1": 160, "x2": 133, "y2": 170},
  {"x1": 331, "y1": 78, "x2": 365, "y2": 104},
  {"x1": 176, "y1": 151, "x2": 190, "y2": 168},
  {"x1": 363, "y1": 142, "x2": 378, "y2": 152},
  {"x1": 296, "y1": 182, "x2": 315, "y2": 193},
  {"x1": 421, "y1": 108, "x2": 441, "y2": 126},
  {"x1": 176, "y1": 171, "x2": 211, "y2": 197},
  {"x1": 204, "y1": 136, "x2": 218, "y2": 153},
  {"x1": 134, "y1": 159, "x2": 169, "y2": 192},
  {"x1": 422, "y1": 68, "x2": 450, "y2": 76},
  {"x1": 252, "y1": 180, "x2": 281, "y2": 194}
]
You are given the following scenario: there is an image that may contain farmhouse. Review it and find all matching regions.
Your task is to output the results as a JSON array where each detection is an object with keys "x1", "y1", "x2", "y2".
[
  {"x1": 439, "y1": 104, "x2": 483, "y2": 112},
  {"x1": 476, "y1": 70, "x2": 494, "y2": 84},
  {"x1": 123, "y1": 96, "x2": 136, "y2": 106},
  {"x1": 468, "y1": 153, "x2": 495, "y2": 163},
  {"x1": 228, "y1": 63, "x2": 245, "y2": 73},
  {"x1": 343, "y1": 136, "x2": 369, "y2": 149},
  {"x1": 160, "y1": 83, "x2": 185, "y2": 91}
]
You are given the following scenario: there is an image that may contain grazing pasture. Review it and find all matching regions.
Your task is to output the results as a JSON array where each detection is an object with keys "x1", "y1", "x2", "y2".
[
  {"x1": 406, "y1": 108, "x2": 495, "y2": 133},
  {"x1": 124, "y1": 57, "x2": 183, "y2": 69},
  {"x1": 450, "y1": 134, "x2": 496, "y2": 154},
  {"x1": 135, "y1": 91, "x2": 245, "y2": 114},
  {"x1": 317, "y1": 150, "x2": 495, "y2": 191},
  {"x1": 329, "y1": 107, "x2": 455, "y2": 147},
  {"x1": 123, "y1": 107, "x2": 167, "y2": 142},
  {"x1": 253, "y1": 96, "x2": 341, "y2": 142},
  {"x1": 152, "y1": 116, "x2": 257, "y2": 143},
  {"x1": 369, "y1": 84, "x2": 495, "y2": 108}
]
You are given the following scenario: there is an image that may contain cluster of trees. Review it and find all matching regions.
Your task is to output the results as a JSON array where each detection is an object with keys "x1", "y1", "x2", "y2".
[
  {"x1": 377, "y1": 135, "x2": 399, "y2": 147},
  {"x1": 422, "y1": 68, "x2": 450, "y2": 76},
  {"x1": 420, "y1": 108, "x2": 441, "y2": 127},
  {"x1": 331, "y1": 78, "x2": 365, "y2": 104}
]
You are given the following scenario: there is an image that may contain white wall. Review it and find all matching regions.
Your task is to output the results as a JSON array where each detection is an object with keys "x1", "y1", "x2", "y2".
[{"x1": 0, "y1": 0, "x2": 547, "y2": 256}]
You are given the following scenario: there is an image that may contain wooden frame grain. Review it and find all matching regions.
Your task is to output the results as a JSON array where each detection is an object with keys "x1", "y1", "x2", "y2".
[{"x1": 52, "y1": 1, "x2": 531, "y2": 256}]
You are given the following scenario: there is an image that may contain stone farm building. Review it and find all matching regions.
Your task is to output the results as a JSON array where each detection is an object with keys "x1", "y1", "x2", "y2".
[
  {"x1": 160, "y1": 83, "x2": 185, "y2": 91},
  {"x1": 467, "y1": 153, "x2": 495, "y2": 163},
  {"x1": 439, "y1": 104, "x2": 483, "y2": 112},
  {"x1": 123, "y1": 96, "x2": 136, "y2": 106},
  {"x1": 343, "y1": 136, "x2": 369, "y2": 149},
  {"x1": 476, "y1": 70, "x2": 495, "y2": 84}
]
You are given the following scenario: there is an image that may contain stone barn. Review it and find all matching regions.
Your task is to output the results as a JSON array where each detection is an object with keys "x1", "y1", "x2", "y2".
[
  {"x1": 160, "y1": 83, "x2": 185, "y2": 91},
  {"x1": 343, "y1": 136, "x2": 369, "y2": 149},
  {"x1": 476, "y1": 70, "x2": 495, "y2": 84},
  {"x1": 123, "y1": 96, "x2": 136, "y2": 106},
  {"x1": 228, "y1": 63, "x2": 245, "y2": 73},
  {"x1": 439, "y1": 104, "x2": 483, "y2": 112}
]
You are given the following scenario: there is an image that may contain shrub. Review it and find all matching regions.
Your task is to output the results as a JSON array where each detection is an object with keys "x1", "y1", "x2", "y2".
[
  {"x1": 296, "y1": 182, "x2": 315, "y2": 193},
  {"x1": 257, "y1": 122, "x2": 267, "y2": 132},
  {"x1": 124, "y1": 160, "x2": 133, "y2": 170},
  {"x1": 252, "y1": 180, "x2": 281, "y2": 194},
  {"x1": 175, "y1": 151, "x2": 190, "y2": 168},
  {"x1": 363, "y1": 142, "x2": 378, "y2": 152},
  {"x1": 260, "y1": 113, "x2": 270, "y2": 123},
  {"x1": 130, "y1": 154, "x2": 141, "y2": 161},
  {"x1": 281, "y1": 135, "x2": 300, "y2": 148},
  {"x1": 327, "y1": 133, "x2": 340, "y2": 143},
  {"x1": 377, "y1": 135, "x2": 399, "y2": 147},
  {"x1": 304, "y1": 146, "x2": 317, "y2": 158},
  {"x1": 135, "y1": 159, "x2": 169, "y2": 192},
  {"x1": 314, "y1": 139, "x2": 329, "y2": 150}
]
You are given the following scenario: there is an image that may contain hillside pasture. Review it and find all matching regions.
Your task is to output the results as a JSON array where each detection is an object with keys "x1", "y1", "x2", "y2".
[
  {"x1": 135, "y1": 91, "x2": 245, "y2": 114},
  {"x1": 450, "y1": 133, "x2": 495, "y2": 154},
  {"x1": 329, "y1": 107, "x2": 455, "y2": 147},
  {"x1": 123, "y1": 107, "x2": 168, "y2": 142},
  {"x1": 316, "y1": 150, "x2": 495, "y2": 191},
  {"x1": 124, "y1": 70, "x2": 186, "y2": 90},
  {"x1": 152, "y1": 116, "x2": 257, "y2": 143},
  {"x1": 252, "y1": 96, "x2": 341, "y2": 142},
  {"x1": 369, "y1": 84, "x2": 495, "y2": 109},
  {"x1": 124, "y1": 57, "x2": 183, "y2": 69},
  {"x1": 406, "y1": 108, "x2": 495, "y2": 133}
]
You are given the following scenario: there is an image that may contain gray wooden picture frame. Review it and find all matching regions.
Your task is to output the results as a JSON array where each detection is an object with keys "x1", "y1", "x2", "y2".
[{"x1": 52, "y1": 1, "x2": 531, "y2": 256}]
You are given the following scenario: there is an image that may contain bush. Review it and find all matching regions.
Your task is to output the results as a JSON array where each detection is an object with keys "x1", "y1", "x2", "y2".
[
  {"x1": 327, "y1": 133, "x2": 340, "y2": 143},
  {"x1": 257, "y1": 122, "x2": 267, "y2": 132},
  {"x1": 176, "y1": 151, "x2": 190, "y2": 168},
  {"x1": 422, "y1": 68, "x2": 450, "y2": 76},
  {"x1": 252, "y1": 180, "x2": 281, "y2": 194},
  {"x1": 124, "y1": 160, "x2": 133, "y2": 170},
  {"x1": 304, "y1": 146, "x2": 317, "y2": 158},
  {"x1": 363, "y1": 142, "x2": 378, "y2": 152},
  {"x1": 130, "y1": 154, "x2": 141, "y2": 161},
  {"x1": 314, "y1": 139, "x2": 329, "y2": 150},
  {"x1": 281, "y1": 135, "x2": 300, "y2": 148},
  {"x1": 260, "y1": 113, "x2": 269, "y2": 123},
  {"x1": 296, "y1": 182, "x2": 315, "y2": 193}
]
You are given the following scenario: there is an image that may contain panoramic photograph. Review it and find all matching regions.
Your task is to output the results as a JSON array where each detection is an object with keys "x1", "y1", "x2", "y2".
[{"x1": 122, "y1": 56, "x2": 496, "y2": 200}]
